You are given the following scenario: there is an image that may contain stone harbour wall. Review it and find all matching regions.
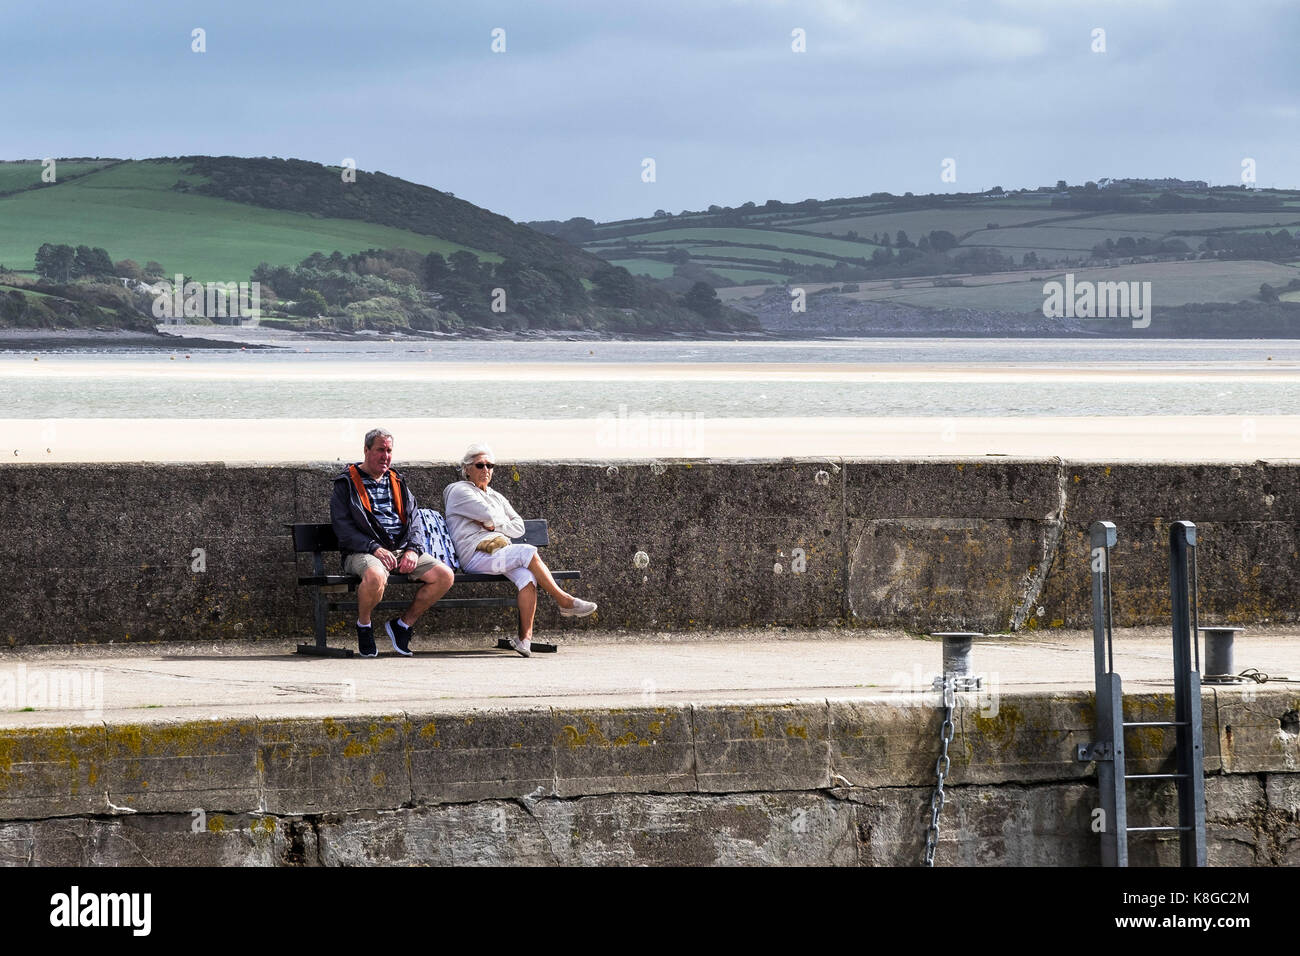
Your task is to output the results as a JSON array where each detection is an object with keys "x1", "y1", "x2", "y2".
[
  {"x1": 0, "y1": 689, "x2": 1297, "y2": 866},
  {"x1": 0, "y1": 458, "x2": 1295, "y2": 646}
]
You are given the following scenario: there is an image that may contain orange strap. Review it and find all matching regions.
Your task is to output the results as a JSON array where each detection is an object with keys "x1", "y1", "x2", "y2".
[
  {"x1": 348, "y1": 465, "x2": 405, "y2": 525},
  {"x1": 390, "y1": 470, "x2": 405, "y2": 524},
  {"x1": 347, "y1": 465, "x2": 371, "y2": 512}
]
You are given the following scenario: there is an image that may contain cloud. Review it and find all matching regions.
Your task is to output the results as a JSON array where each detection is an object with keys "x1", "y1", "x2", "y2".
[{"x1": 2, "y1": 0, "x2": 1297, "y2": 221}]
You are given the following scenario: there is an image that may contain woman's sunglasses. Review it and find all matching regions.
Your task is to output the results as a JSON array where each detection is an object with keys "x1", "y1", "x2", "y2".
[{"x1": 471, "y1": 462, "x2": 495, "y2": 470}]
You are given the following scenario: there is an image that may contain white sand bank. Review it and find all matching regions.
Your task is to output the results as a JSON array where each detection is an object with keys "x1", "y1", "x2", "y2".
[{"x1": 1, "y1": 416, "x2": 1297, "y2": 463}]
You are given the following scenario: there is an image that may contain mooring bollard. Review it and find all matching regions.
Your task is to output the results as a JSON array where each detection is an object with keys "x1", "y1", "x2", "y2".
[
  {"x1": 1198, "y1": 626, "x2": 1245, "y2": 684},
  {"x1": 930, "y1": 631, "x2": 984, "y2": 691}
]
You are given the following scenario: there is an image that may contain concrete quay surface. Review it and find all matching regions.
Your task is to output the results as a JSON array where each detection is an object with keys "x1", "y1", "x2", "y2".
[
  {"x1": 2, "y1": 628, "x2": 1298, "y2": 867},
  {"x1": 2, "y1": 627, "x2": 1298, "y2": 723}
]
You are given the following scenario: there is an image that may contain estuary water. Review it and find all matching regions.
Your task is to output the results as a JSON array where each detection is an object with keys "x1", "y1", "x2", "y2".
[
  {"x1": 1, "y1": 337, "x2": 1298, "y2": 419},
  {"x1": 0, "y1": 336, "x2": 1297, "y2": 461}
]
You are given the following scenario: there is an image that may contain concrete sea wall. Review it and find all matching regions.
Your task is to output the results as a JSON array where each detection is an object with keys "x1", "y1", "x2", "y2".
[
  {"x1": 0, "y1": 459, "x2": 1294, "y2": 646},
  {"x1": 1, "y1": 688, "x2": 1296, "y2": 866}
]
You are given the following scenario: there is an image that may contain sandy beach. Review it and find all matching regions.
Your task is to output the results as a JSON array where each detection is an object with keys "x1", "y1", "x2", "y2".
[{"x1": 2, "y1": 415, "x2": 1296, "y2": 463}]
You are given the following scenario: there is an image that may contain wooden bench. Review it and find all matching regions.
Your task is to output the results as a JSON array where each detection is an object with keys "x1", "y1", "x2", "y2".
[{"x1": 290, "y1": 519, "x2": 580, "y2": 657}]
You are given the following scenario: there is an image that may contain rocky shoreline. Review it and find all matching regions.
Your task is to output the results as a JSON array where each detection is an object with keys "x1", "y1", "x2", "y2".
[
  {"x1": 0, "y1": 328, "x2": 278, "y2": 350},
  {"x1": 6, "y1": 297, "x2": 1299, "y2": 349}
]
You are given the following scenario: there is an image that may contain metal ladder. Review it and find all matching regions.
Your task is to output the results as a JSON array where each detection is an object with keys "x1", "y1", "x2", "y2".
[{"x1": 1083, "y1": 519, "x2": 1207, "y2": 867}]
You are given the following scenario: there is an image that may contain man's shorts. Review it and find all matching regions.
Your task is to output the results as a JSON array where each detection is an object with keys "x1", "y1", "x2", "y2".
[{"x1": 345, "y1": 551, "x2": 445, "y2": 582}]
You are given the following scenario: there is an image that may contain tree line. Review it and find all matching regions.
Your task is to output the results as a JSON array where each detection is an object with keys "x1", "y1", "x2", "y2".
[
  {"x1": 252, "y1": 247, "x2": 737, "y2": 333},
  {"x1": 32, "y1": 242, "x2": 165, "y2": 283}
]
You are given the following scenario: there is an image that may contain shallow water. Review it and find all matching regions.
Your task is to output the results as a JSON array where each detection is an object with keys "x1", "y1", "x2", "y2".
[{"x1": 1, "y1": 338, "x2": 1296, "y2": 419}]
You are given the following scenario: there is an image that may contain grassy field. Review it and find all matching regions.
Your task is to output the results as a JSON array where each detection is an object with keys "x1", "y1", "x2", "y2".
[
  {"x1": 604, "y1": 258, "x2": 676, "y2": 278},
  {"x1": 1075, "y1": 212, "x2": 1300, "y2": 233},
  {"x1": 587, "y1": 227, "x2": 878, "y2": 258},
  {"x1": 960, "y1": 225, "x2": 1163, "y2": 255},
  {"x1": 678, "y1": 244, "x2": 844, "y2": 265},
  {"x1": 0, "y1": 160, "x2": 492, "y2": 280},
  {"x1": 0, "y1": 160, "x2": 114, "y2": 195},
  {"x1": 604, "y1": 257, "x2": 787, "y2": 283},
  {"x1": 828, "y1": 260, "x2": 1300, "y2": 311},
  {"x1": 696, "y1": 265, "x2": 788, "y2": 284},
  {"x1": 798, "y1": 207, "x2": 1077, "y2": 238}
]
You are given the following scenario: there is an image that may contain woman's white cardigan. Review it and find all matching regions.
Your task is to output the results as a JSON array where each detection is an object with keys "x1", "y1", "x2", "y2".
[{"x1": 442, "y1": 480, "x2": 526, "y2": 565}]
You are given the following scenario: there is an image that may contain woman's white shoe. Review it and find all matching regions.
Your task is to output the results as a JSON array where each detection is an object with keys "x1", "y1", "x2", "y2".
[{"x1": 559, "y1": 598, "x2": 598, "y2": 618}]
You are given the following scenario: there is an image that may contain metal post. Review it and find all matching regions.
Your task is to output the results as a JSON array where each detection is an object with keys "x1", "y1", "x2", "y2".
[
  {"x1": 1169, "y1": 521, "x2": 1208, "y2": 867},
  {"x1": 1199, "y1": 626, "x2": 1244, "y2": 683},
  {"x1": 931, "y1": 632, "x2": 983, "y2": 691},
  {"x1": 1090, "y1": 522, "x2": 1117, "y2": 692},
  {"x1": 1089, "y1": 521, "x2": 1126, "y2": 867},
  {"x1": 941, "y1": 633, "x2": 973, "y2": 678}
]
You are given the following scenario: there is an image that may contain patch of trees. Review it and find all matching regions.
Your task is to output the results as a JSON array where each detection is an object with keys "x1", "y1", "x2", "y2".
[
  {"x1": 1051, "y1": 191, "x2": 1289, "y2": 214},
  {"x1": 683, "y1": 281, "x2": 721, "y2": 318},
  {"x1": 524, "y1": 217, "x2": 597, "y2": 244},
  {"x1": 253, "y1": 248, "x2": 460, "y2": 333},
  {"x1": 252, "y1": 247, "x2": 755, "y2": 335},
  {"x1": 1202, "y1": 229, "x2": 1300, "y2": 261},
  {"x1": 1259, "y1": 278, "x2": 1300, "y2": 302},
  {"x1": 34, "y1": 243, "x2": 115, "y2": 282},
  {"x1": 113, "y1": 259, "x2": 166, "y2": 281},
  {"x1": 1090, "y1": 236, "x2": 1192, "y2": 259}
]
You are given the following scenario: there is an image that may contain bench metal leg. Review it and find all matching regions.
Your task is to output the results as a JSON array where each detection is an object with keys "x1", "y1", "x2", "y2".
[{"x1": 296, "y1": 586, "x2": 355, "y2": 657}]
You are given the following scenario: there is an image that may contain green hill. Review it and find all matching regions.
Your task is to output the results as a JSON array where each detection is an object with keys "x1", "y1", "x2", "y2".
[
  {"x1": 0, "y1": 159, "x2": 492, "y2": 280},
  {"x1": 540, "y1": 182, "x2": 1300, "y2": 300},
  {"x1": 0, "y1": 157, "x2": 756, "y2": 336}
]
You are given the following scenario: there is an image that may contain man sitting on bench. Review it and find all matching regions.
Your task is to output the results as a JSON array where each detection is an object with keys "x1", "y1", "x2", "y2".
[{"x1": 330, "y1": 427, "x2": 454, "y2": 657}]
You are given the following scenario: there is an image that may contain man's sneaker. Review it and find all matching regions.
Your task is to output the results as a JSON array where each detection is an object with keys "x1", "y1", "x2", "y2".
[
  {"x1": 507, "y1": 634, "x2": 532, "y2": 658},
  {"x1": 357, "y1": 623, "x2": 377, "y2": 658},
  {"x1": 559, "y1": 598, "x2": 598, "y2": 618},
  {"x1": 386, "y1": 618, "x2": 413, "y2": 657}
]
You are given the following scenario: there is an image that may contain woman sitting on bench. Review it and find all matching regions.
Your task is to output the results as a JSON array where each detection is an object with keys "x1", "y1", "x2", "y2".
[{"x1": 443, "y1": 442, "x2": 597, "y2": 658}]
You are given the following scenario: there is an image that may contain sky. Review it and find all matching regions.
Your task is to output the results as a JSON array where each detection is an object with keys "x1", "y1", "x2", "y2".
[{"x1": 4, "y1": 0, "x2": 1296, "y2": 223}]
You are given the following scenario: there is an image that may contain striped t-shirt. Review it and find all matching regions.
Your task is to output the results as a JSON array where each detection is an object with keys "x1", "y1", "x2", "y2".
[{"x1": 362, "y1": 473, "x2": 404, "y2": 543}]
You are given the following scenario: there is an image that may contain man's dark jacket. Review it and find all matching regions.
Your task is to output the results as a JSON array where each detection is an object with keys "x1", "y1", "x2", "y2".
[{"x1": 330, "y1": 465, "x2": 426, "y2": 560}]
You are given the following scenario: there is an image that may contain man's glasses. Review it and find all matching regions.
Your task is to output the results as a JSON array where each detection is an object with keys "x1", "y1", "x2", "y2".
[{"x1": 471, "y1": 462, "x2": 495, "y2": 470}]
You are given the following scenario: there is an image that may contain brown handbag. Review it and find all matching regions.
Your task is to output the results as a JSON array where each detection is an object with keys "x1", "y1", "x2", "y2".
[{"x1": 475, "y1": 534, "x2": 510, "y2": 554}]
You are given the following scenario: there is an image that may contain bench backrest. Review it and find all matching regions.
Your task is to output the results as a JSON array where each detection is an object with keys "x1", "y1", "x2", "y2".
[{"x1": 290, "y1": 519, "x2": 551, "y2": 553}]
